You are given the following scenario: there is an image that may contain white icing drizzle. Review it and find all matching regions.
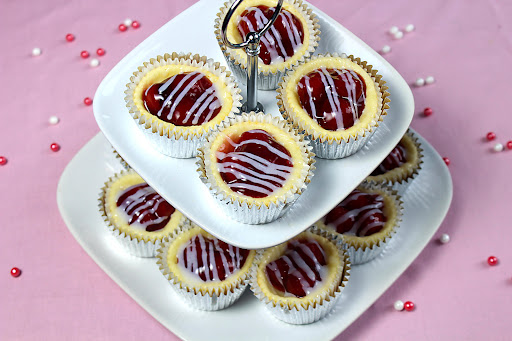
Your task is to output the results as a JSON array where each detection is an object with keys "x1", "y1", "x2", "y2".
[
  {"x1": 216, "y1": 130, "x2": 293, "y2": 197},
  {"x1": 327, "y1": 190, "x2": 385, "y2": 236},
  {"x1": 177, "y1": 234, "x2": 246, "y2": 282},
  {"x1": 116, "y1": 184, "x2": 170, "y2": 231},
  {"x1": 297, "y1": 67, "x2": 366, "y2": 130},
  {"x1": 266, "y1": 238, "x2": 328, "y2": 297},
  {"x1": 237, "y1": 6, "x2": 303, "y2": 64},
  {"x1": 148, "y1": 71, "x2": 221, "y2": 124}
]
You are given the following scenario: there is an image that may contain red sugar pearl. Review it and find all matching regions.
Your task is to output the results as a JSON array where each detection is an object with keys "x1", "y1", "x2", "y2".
[
  {"x1": 488, "y1": 256, "x2": 498, "y2": 266},
  {"x1": 404, "y1": 301, "x2": 415, "y2": 311},
  {"x1": 84, "y1": 97, "x2": 93, "y2": 106},
  {"x1": 423, "y1": 107, "x2": 433, "y2": 117},
  {"x1": 65, "y1": 33, "x2": 75, "y2": 42},
  {"x1": 131, "y1": 21, "x2": 140, "y2": 29},
  {"x1": 0, "y1": 156, "x2": 7, "y2": 166},
  {"x1": 11, "y1": 267, "x2": 21, "y2": 277},
  {"x1": 118, "y1": 23, "x2": 128, "y2": 32},
  {"x1": 507, "y1": 141, "x2": 512, "y2": 150},
  {"x1": 96, "y1": 48, "x2": 105, "y2": 56},
  {"x1": 50, "y1": 143, "x2": 60, "y2": 152},
  {"x1": 80, "y1": 50, "x2": 90, "y2": 59},
  {"x1": 486, "y1": 132, "x2": 496, "y2": 141},
  {"x1": 443, "y1": 157, "x2": 450, "y2": 166}
]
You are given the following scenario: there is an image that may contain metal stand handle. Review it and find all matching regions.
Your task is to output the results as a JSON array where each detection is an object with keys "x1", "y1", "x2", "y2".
[{"x1": 220, "y1": 0, "x2": 284, "y2": 113}]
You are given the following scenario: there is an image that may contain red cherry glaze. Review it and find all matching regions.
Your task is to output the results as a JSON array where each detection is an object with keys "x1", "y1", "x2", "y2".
[
  {"x1": 371, "y1": 142, "x2": 407, "y2": 176},
  {"x1": 65, "y1": 33, "x2": 75, "y2": 42},
  {"x1": 487, "y1": 256, "x2": 498, "y2": 266},
  {"x1": 297, "y1": 68, "x2": 367, "y2": 131},
  {"x1": 84, "y1": 97, "x2": 93, "y2": 106},
  {"x1": 266, "y1": 238, "x2": 327, "y2": 298},
  {"x1": 507, "y1": 141, "x2": 512, "y2": 150},
  {"x1": 0, "y1": 156, "x2": 7, "y2": 165},
  {"x1": 324, "y1": 189, "x2": 387, "y2": 237},
  {"x1": 116, "y1": 183, "x2": 175, "y2": 232},
  {"x1": 443, "y1": 157, "x2": 450, "y2": 166},
  {"x1": 404, "y1": 301, "x2": 415, "y2": 311},
  {"x1": 216, "y1": 129, "x2": 293, "y2": 198},
  {"x1": 178, "y1": 234, "x2": 250, "y2": 282},
  {"x1": 423, "y1": 107, "x2": 433, "y2": 117},
  {"x1": 10, "y1": 267, "x2": 21, "y2": 277},
  {"x1": 80, "y1": 50, "x2": 90, "y2": 59},
  {"x1": 50, "y1": 143, "x2": 60, "y2": 152},
  {"x1": 486, "y1": 132, "x2": 496, "y2": 141},
  {"x1": 96, "y1": 48, "x2": 105, "y2": 56},
  {"x1": 118, "y1": 24, "x2": 128, "y2": 32},
  {"x1": 131, "y1": 21, "x2": 140, "y2": 29},
  {"x1": 237, "y1": 5, "x2": 304, "y2": 65},
  {"x1": 143, "y1": 72, "x2": 222, "y2": 126}
]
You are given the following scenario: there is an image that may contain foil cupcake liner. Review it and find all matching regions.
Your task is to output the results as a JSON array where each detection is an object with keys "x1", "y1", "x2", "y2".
[
  {"x1": 112, "y1": 148, "x2": 131, "y2": 170},
  {"x1": 364, "y1": 129, "x2": 424, "y2": 194},
  {"x1": 277, "y1": 53, "x2": 390, "y2": 159},
  {"x1": 98, "y1": 170, "x2": 187, "y2": 258},
  {"x1": 250, "y1": 226, "x2": 350, "y2": 324},
  {"x1": 214, "y1": 0, "x2": 321, "y2": 90},
  {"x1": 124, "y1": 52, "x2": 243, "y2": 158},
  {"x1": 196, "y1": 112, "x2": 315, "y2": 224},
  {"x1": 316, "y1": 184, "x2": 403, "y2": 265},
  {"x1": 155, "y1": 223, "x2": 256, "y2": 310}
]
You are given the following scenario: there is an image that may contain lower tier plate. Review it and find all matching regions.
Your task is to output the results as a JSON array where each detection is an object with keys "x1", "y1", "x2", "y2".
[{"x1": 57, "y1": 129, "x2": 452, "y2": 340}]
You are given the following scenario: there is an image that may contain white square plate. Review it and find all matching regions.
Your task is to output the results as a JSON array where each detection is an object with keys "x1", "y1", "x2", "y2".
[
  {"x1": 57, "y1": 129, "x2": 452, "y2": 340},
  {"x1": 92, "y1": 0, "x2": 414, "y2": 249}
]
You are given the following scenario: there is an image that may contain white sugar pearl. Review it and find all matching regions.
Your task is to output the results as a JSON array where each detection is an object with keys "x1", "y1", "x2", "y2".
[
  {"x1": 394, "y1": 300, "x2": 404, "y2": 311},
  {"x1": 90, "y1": 58, "x2": 100, "y2": 67},
  {"x1": 389, "y1": 26, "x2": 399, "y2": 34},
  {"x1": 440, "y1": 233, "x2": 450, "y2": 244},
  {"x1": 494, "y1": 143, "x2": 504, "y2": 152},
  {"x1": 32, "y1": 47, "x2": 42, "y2": 56},
  {"x1": 415, "y1": 78, "x2": 425, "y2": 87},
  {"x1": 381, "y1": 45, "x2": 391, "y2": 54},
  {"x1": 49, "y1": 116, "x2": 60, "y2": 125},
  {"x1": 124, "y1": 18, "x2": 133, "y2": 26},
  {"x1": 426, "y1": 76, "x2": 435, "y2": 84},
  {"x1": 405, "y1": 24, "x2": 415, "y2": 32},
  {"x1": 394, "y1": 31, "x2": 404, "y2": 39}
]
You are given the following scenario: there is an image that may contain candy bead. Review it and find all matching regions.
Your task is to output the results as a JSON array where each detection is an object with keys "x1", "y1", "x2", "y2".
[
  {"x1": 443, "y1": 157, "x2": 450, "y2": 166},
  {"x1": 394, "y1": 300, "x2": 404, "y2": 311},
  {"x1": 49, "y1": 116, "x2": 60, "y2": 125},
  {"x1": 124, "y1": 18, "x2": 133, "y2": 26},
  {"x1": 389, "y1": 26, "x2": 399, "y2": 34},
  {"x1": 84, "y1": 97, "x2": 93, "y2": 106},
  {"x1": 131, "y1": 21, "x2": 140, "y2": 29},
  {"x1": 507, "y1": 141, "x2": 512, "y2": 150},
  {"x1": 423, "y1": 107, "x2": 433, "y2": 117},
  {"x1": 493, "y1": 143, "x2": 504, "y2": 152},
  {"x1": 425, "y1": 76, "x2": 435, "y2": 84},
  {"x1": 90, "y1": 58, "x2": 100, "y2": 68},
  {"x1": 50, "y1": 143, "x2": 60, "y2": 152},
  {"x1": 0, "y1": 156, "x2": 7, "y2": 165},
  {"x1": 96, "y1": 48, "x2": 105, "y2": 56},
  {"x1": 118, "y1": 24, "x2": 128, "y2": 32},
  {"x1": 415, "y1": 78, "x2": 425, "y2": 87},
  {"x1": 11, "y1": 267, "x2": 21, "y2": 277},
  {"x1": 32, "y1": 47, "x2": 42, "y2": 56},
  {"x1": 440, "y1": 233, "x2": 450, "y2": 244},
  {"x1": 486, "y1": 132, "x2": 496, "y2": 141},
  {"x1": 405, "y1": 24, "x2": 415, "y2": 32},
  {"x1": 488, "y1": 256, "x2": 498, "y2": 266},
  {"x1": 65, "y1": 33, "x2": 75, "y2": 42},
  {"x1": 394, "y1": 31, "x2": 404, "y2": 39},
  {"x1": 381, "y1": 45, "x2": 391, "y2": 54},
  {"x1": 404, "y1": 301, "x2": 415, "y2": 311},
  {"x1": 80, "y1": 50, "x2": 90, "y2": 59}
]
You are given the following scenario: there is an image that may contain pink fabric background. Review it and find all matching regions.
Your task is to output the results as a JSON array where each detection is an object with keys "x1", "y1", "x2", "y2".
[{"x1": 1, "y1": 0, "x2": 511, "y2": 339}]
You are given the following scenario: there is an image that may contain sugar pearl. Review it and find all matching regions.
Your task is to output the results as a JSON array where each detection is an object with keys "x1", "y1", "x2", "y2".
[
  {"x1": 405, "y1": 24, "x2": 415, "y2": 32},
  {"x1": 394, "y1": 300, "x2": 404, "y2": 311},
  {"x1": 124, "y1": 18, "x2": 133, "y2": 26},
  {"x1": 50, "y1": 143, "x2": 61, "y2": 152},
  {"x1": 32, "y1": 47, "x2": 42, "y2": 56},
  {"x1": 440, "y1": 233, "x2": 450, "y2": 244},
  {"x1": 65, "y1": 33, "x2": 75, "y2": 42},
  {"x1": 404, "y1": 301, "x2": 415, "y2": 311},
  {"x1": 118, "y1": 24, "x2": 128, "y2": 32},
  {"x1": 394, "y1": 31, "x2": 404, "y2": 39},
  {"x1": 49, "y1": 116, "x2": 60, "y2": 125},
  {"x1": 507, "y1": 141, "x2": 512, "y2": 150},
  {"x1": 0, "y1": 156, "x2": 7, "y2": 166},
  {"x1": 90, "y1": 58, "x2": 100, "y2": 68},
  {"x1": 131, "y1": 21, "x2": 140, "y2": 29},
  {"x1": 486, "y1": 132, "x2": 496, "y2": 141},
  {"x1": 488, "y1": 256, "x2": 498, "y2": 266},
  {"x1": 494, "y1": 143, "x2": 504, "y2": 152},
  {"x1": 415, "y1": 78, "x2": 425, "y2": 87},
  {"x1": 426, "y1": 76, "x2": 435, "y2": 84},
  {"x1": 389, "y1": 26, "x2": 399, "y2": 34},
  {"x1": 11, "y1": 267, "x2": 21, "y2": 278},
  {"x1": 381, "y1": 45, "x2": 391, "y2": 54}
]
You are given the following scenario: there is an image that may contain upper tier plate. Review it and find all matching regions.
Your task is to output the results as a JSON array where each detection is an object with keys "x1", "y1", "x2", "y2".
[{"x1": 93, "y1": 0, "x2": 414, "y2": 249}]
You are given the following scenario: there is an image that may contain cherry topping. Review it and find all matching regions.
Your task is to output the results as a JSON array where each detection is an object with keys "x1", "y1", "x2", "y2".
[
  {"x1": 217, "y1": 129, "x2": 293, "y2": 198},
  {"x1": 237, "y1": 5, "x2": 304, "y2": 65},
  {"x1": 297, "y1": 68, "x2": 367, "y2": 131},
  {"x1": 116, "y1": 184, "x2": 175, "y2": 232},
  {"x1": 372, "y1": 142, "x2": 407, "y2": 175},
  {"x1": 143, "y1": 72, "x2": 221, "y2": 126},
  {"x1": 179, "y1": 234, "x2": 250, "y2": 282},
  {"x1": 323, "y1": 189, "x2": 387, "y2": 237},
  {"x1": 266, "y1": 238, "x2": 327, "y2": 298}
]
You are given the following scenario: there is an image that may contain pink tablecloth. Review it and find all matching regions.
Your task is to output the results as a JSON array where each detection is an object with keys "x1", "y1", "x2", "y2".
[{"x1": 1, "y1": 0, "x2": 511, "y2": 339}]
